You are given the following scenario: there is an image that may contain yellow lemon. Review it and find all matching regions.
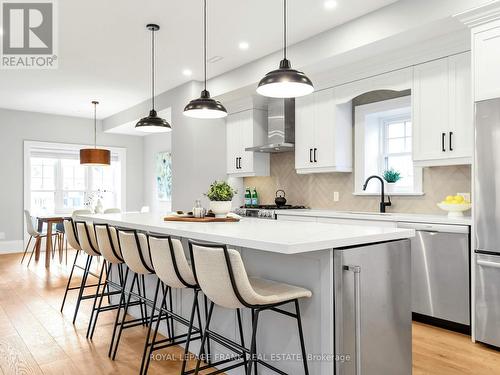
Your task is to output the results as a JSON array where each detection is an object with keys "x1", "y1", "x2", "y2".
[
  {"x1": 445, "y1": 196, "x2": 454, "y2": 203},
  {"x1": 454, "y1": 195, "x2": 465, "y2": 203}
]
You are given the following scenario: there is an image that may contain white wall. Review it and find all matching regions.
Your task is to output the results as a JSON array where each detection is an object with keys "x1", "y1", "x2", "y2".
[
  {"x1": 105, "y1": 82, "x2": 228, "y2": 212},
  {"x1": 0, "y1": 107, "x2": 144, "y2": 252},
  {"x1": 143, "y1": 132, "x2": 172, "y2": 214}
]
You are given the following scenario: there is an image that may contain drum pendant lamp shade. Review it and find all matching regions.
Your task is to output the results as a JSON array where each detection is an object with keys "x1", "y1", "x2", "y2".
[
  {"x1": 257, "y1": 0, "x2": 314, "y2": 98},
  {"x1": 80, "y1": 101, "x2": 111, "y2": 166},
  {"x1": 135, "y1": 24, "x2": 171, "y2": 132},
  {"x1": 183, "y1": 0, "x2": 227, "y2": 119}
]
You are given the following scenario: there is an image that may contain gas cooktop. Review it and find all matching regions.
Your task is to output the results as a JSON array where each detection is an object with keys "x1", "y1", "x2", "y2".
[{"x1": 243, "y1": 205, "x2": 307, "y2": 210}]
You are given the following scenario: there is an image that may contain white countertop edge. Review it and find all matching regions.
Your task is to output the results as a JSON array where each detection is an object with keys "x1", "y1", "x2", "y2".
[
  {"x1": 77, "y1": 213, "x2": 415, "y2": 255},
  {"x1": 276, "y1": 210, "x2": 472, "y2": 226}
]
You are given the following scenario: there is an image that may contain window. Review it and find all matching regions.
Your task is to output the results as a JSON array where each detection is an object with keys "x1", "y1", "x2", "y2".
[
  {"x1": 25, "y1": 142, "x2": 125, "y2": 216},
  {"x1": 354, "y1": 96, "x2": 422, "y2": 195}
]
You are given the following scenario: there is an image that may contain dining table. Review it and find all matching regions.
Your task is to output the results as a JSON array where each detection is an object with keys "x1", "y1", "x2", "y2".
[{"x1": 36, "y1": 214, "x2": 71, "y2": 267}]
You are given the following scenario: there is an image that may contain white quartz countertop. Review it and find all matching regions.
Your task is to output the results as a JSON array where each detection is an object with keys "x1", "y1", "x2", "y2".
[
  {"x1": 77, "y1": 212, "x2": 415, "y2": 255},
  {"x1": 275, "y1": 209, "x2": 472, "y2": 226}
]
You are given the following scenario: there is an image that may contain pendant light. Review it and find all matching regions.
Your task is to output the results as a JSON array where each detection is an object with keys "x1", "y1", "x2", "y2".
[
  {"x1": 80, "y1": 101, "x2": 111, "y2": 166},
  {"x1": 135, "y1": 24, "x2": 171, "y2": 132},
  {"x1": 183, "y1": 0, "x2": 227, "y2": 119},
  {"x1": 257, "y1": 0, "x2": 314, "y2": 98}
]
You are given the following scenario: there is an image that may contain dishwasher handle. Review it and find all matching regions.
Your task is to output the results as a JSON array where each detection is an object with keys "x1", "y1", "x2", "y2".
[
  {"x1": 477, "y1": 260, "x2": 500, "y2": 269},
  {"x1": 344, "y1": 265, "x2": 362, "y2": 375},
  {"x1": 397, "y1": 222, "x2": 469, "y2": 234}
]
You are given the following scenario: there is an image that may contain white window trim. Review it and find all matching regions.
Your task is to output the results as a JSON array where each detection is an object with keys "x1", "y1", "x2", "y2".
[
  {"x1": 353, "y1": 96, "x2": 423, "y2": 196},
  {"x1": 23, "y1": 140, "x2": 127, "y2": 221}
]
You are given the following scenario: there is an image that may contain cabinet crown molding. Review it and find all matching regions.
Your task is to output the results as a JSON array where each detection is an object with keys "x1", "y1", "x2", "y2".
[{"x1": 454, "y1": 1, "x2": 500, "y2": 28}]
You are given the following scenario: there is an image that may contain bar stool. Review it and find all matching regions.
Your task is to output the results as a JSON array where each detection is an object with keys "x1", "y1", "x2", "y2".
[
  {"x1": 86, "y1": 223, "x2": 129, "y2": 339},
  {"x1": 189, "y1": 240, "x2": 312, "y2": 375},
  {"x1": 109, "y1": 229, "x2": 171, "y2": 360},
  {"x1": 141, "y1": 234, "x2": 208, "y2": 375},
  {"x1": 60, "y1": 218, "x2": 102, "y2": 316}
]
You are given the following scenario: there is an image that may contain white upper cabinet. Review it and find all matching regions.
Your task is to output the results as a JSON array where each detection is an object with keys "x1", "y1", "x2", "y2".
[
  {"x1": 412, "y1": 52, "x2": 472, "y2": 166},
  {"x1": 295, "y1": 87, "x2": 352, "y2": 174},
  {"x1": 226, "y1": 108, "x2": 270, "y2": 177},
  {"x1": 474, "y1": 25, "x2": 500, "y2": 101}
]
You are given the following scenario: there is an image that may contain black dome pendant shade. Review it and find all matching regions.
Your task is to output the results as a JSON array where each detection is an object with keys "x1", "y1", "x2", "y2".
[
  {"x1": 183, "y1": 0, "x2": 227, "y2": 119},
  {"x1": 135, "y1": 24, "x2": 171, "y2": 132},
  {"x1": 257, "y1": 0, "x2": 314, "y2": 98}
]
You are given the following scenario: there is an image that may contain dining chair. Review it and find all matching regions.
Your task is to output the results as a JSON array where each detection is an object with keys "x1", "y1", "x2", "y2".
[{"x1": 21, "y1": 210, "x2": 58, "y2": 266}]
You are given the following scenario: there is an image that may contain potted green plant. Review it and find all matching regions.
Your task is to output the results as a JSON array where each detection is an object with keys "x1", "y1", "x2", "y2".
[
  {"x1": 383, "y1": 169, "x2": 401, "y2": 183},
  {"x1": 206, "y1": 180, "x2": 237, "y2": 218}
]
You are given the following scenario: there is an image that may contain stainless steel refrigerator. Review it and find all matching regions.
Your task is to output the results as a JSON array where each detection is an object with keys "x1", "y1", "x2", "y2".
[{"x1": 475, "y1": 98, "x2": 500, "y2": 348}]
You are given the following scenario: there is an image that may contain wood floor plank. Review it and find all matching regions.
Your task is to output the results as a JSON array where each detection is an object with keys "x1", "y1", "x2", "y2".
[
  {"x1": 1, "y1": 251, "x2": 500, "y2": 374},
  {"x1": 0, "y1": 335, "x2": 43, "y2": 375}
]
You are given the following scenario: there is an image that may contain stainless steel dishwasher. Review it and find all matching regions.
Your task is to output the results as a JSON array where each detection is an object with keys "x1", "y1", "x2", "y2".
[{"x1": 397, "y1": 222, "x2": 470, "y2": 327}]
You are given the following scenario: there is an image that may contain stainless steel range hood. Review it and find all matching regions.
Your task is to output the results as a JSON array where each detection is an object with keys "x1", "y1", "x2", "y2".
[{"x1": 245, "y1": 98, "x2": 295, "y2": 153}]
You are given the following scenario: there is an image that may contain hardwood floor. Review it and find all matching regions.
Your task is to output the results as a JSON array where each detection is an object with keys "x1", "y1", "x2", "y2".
[{"x1": 0, "y1": 251, "x2": 499, "y2": 374}]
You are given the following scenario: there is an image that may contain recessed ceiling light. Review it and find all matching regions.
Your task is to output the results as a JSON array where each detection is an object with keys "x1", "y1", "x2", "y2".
[
  {"x1": 238, "y1": 41, "x2": 249, "y2": 50},
  {"x1": 182, "y1": 69, "x2": 193, "y2": 76},
  {"x1": 324, "y1": 0, "x2": 338, "y2": 10}
]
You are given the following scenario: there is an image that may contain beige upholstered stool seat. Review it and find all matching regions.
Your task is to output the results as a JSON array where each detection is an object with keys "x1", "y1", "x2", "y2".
[{"x1": 248, "y1": 277, "x2": 312, "y2": 305}]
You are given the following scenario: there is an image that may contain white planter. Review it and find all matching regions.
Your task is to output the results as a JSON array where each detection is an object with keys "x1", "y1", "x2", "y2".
[{"x1": 209, "y1": 201, "x2": 232, "y2": 218}]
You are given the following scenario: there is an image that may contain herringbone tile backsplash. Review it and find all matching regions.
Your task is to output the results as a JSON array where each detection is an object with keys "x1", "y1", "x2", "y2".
[{"x1": 244, "y1": 153, "x2": 471, "y2": 214}]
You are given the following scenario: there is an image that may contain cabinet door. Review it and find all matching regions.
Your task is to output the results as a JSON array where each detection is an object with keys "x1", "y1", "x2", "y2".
[
  {"x1": 474, "y1": 26, "x2": 500, "y2": 101},
  {"x1": 295, "y1": 94, "x2": 315, "y2": 169},
  {"x1": 413, "y1": 58, "x2": 450, "y2": 161},
  {"x1": 226, "y1": 114, "x2": 240, "y2": 174},
  {"x1": 238, "y1": 114, "x2": 254, "y2": 174},
  {"x1": 313, "y1": 89, "x2": 336, "y2": 168},
  {"x1": 448, "y1": 52, "x2": 473, "y2": 159}
]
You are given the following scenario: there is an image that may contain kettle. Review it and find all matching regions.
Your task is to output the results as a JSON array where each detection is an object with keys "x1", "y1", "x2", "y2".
[{"x1": 275, "y1": 190, "x2": 287, "y2": 207}]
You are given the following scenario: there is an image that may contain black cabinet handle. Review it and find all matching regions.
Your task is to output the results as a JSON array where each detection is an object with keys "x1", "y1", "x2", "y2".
[
  {"x1": 449, "y1": 132, "x2": 453, "y2": 151},
  {"x1": 309, "y1": 148, "x2": 313, "y2": 163},
  {"x1": 314, "y1": 148, "x2": 317, "y2": 163},
  {"x1": 442, "y1": 133, "x2": 446, "y2": 152},
  {"x1": 239, "y1": 157, "x2": 242, "y2": 169}
]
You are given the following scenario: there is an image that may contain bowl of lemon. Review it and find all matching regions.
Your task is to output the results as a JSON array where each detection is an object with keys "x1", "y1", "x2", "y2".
[{"x1": 437, "y1": 195, "x2": 471, "y2": 218}]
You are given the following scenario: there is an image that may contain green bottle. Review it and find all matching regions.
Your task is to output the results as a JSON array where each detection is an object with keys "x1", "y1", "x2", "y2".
[
  {"x1": 244, "y1": 187, "x2": 252, "y2": 208},
  {"x1": 251, "y1": 187, "x2": 259, "y2": 207}
]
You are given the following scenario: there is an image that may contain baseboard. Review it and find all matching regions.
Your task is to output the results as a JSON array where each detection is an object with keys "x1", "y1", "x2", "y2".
[{"x1": 0, "y1": 240, "x2": 24, "y2": 254}]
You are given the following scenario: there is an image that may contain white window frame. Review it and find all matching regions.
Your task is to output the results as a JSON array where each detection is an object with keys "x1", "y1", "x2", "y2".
[
  {"x1": 23, "y1": 140, "x2": 127, "y2": 218},
  {"x1": 354, "y1": 96, "x2": 423, "y2": 196}
]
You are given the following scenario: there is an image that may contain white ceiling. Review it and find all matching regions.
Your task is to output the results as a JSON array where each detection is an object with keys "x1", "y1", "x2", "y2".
[{"x1": 0, "y1": 0, "x2": 399, "y2": 119}]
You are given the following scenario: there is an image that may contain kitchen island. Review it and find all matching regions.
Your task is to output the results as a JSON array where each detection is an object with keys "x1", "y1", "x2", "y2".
[{"x1": 78, "y1": 212, "x2": 414, "y2": 375}]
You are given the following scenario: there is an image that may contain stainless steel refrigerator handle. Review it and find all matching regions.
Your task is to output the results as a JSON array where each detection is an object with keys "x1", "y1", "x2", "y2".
[
  {"x1": 344, "y1": 265, "x2": 362, "y2": 375},
  {"x1": 477, "y1": 260, "x2": 500, "y2": 269}
]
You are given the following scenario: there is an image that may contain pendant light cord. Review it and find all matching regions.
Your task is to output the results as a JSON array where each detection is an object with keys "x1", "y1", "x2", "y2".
[
  {"x1": 204, "y1": 0, "x2": 207, "y2": 91},
  {"x1": 283, "y1": 0, "x2": 287, "y2": 60},
  {"x1": 93, "y1": 101, "x2": 97, "y2": 149},
  {"x1": 151, "y1": 27, "x2": 156, "y2": 110}
]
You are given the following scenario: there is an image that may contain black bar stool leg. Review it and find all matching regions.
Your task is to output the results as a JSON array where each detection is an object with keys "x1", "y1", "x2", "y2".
[
  {"x1": 143, "y1": 282, "x2": 170, "y2": 374},
  {"x1": 72, "y1": 255, "x2": 92, "y2": 324},
  {"x1": 140, "y1": 278, "x2": 161, "y2": 375},
  {"x1": 108, "y1": 266, "x2": 129, "y2": 357},
  {"x1": 195, "y1": 301, "x2": 215, "y2": 375},
  {"x1": 112, "y1": 272, "x2": 137, "y2": 360},
  {"x1": 294, "y1": 299, "x2": 309, "y2": 375},
  {"x1": 180, "y1": 289, "x2": 200, "y2": 375},
  {"x1": 86, "y1": 259, "x2": 107, "y2": 337},
  {"x1": 247, "y1": 309, "x2": 260, "y2": 375},
  {"x1": 61, "y1": 250, "x2": 80, "y2": 312},
  {"x1": 237, "y1": 308, "x2": 248, "y2": 372},
  {"x1": 203, "y1": 295, "x2": 212, "y2": 365}
]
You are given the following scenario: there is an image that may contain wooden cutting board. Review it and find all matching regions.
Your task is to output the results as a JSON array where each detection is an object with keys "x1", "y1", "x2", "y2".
[{"x1": 164, "y1": 216, "x2": 240, "y2": 223}]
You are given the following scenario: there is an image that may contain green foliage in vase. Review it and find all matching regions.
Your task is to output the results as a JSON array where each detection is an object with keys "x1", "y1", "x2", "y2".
[
  {"x1": 383, "y1": 168, "x2": 401, "y2": 183},
  {"x1": 206, "y1": 180, "x2": 237, "y2": 201}
]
